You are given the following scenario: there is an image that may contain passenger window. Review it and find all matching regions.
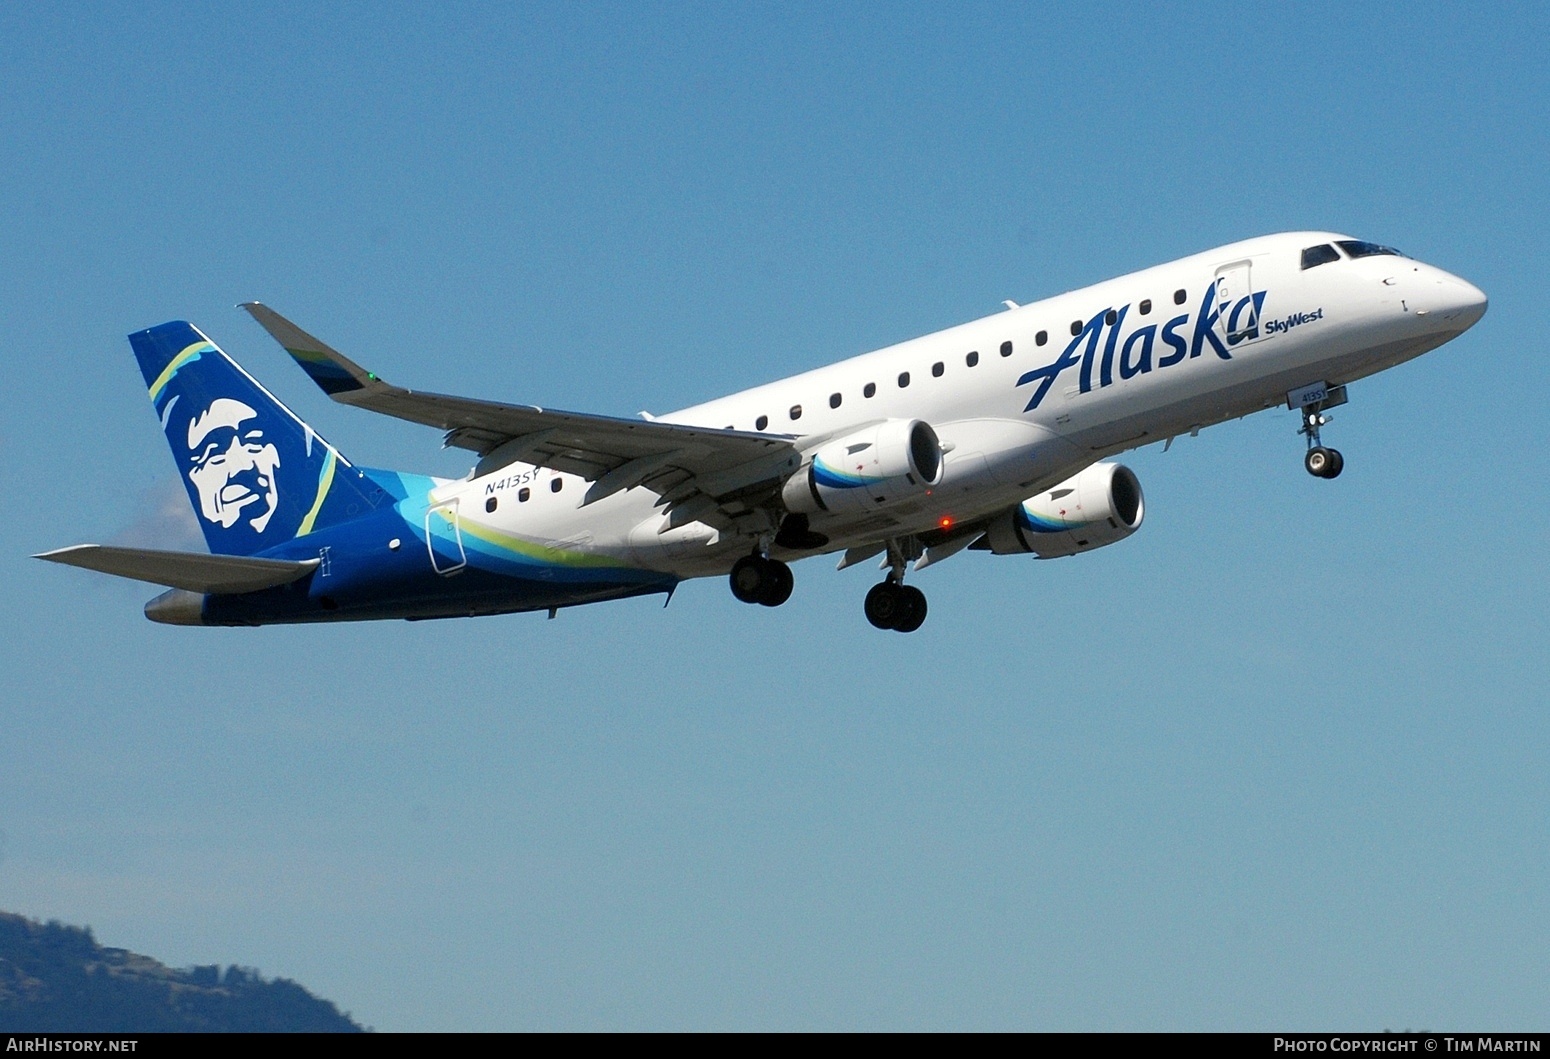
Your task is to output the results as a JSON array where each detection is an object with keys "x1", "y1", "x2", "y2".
[
  {"x1": 1105, "y1": 309, "x2": 1117, "y2": 326},
  {"x1": 1174, "y1": 289, "x2": 1186, "y2": 305},
  {"x1": 931, "y1": 361, "x2": 944, "y2": 377},
  {"x1": 789, "y1": 404, "x2": 802, "y2": 421},
  {"x1": 965, "y1": 350, "x2": 979, "y2": 367},
  {"x1": 1139, "y1": 299, "x2": 1152, "y2": 315},
  {"x1": 485, "y1": 496, "x2": 498, "y2": 513},
  {"x1": 1036, "y1": 330, "x2": 1048, "y2": 346},
  {"x1": 863, "y1": 382, "x2": 876, "y2": 398},
  {"x1": 1301, "y1": 244, "x2": 1341, "y2": 269},
  {"x1": 756, "y1": 414, "x2": 768, "y2": 430},
  {"x1": 898, "y1": 372, "x2": 910, "y2": 388},
  {"x1": 1000, "y1": 340, "x2": 1013, "y2": 357},
  {"x1": 518, "y1": 487, "x2": 530, "y2": 502},
  {"x1": 551, "y1": 478, "x2": 563, "y2": 493},
  {"x1": 829, "y1": 392, "x2": 842, "y2": 409}
]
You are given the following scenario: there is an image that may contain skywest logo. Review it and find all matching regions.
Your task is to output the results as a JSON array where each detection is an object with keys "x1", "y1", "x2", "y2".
[
  {"x1": 1017, "y1": 281, "x2": 1285, "y2": 411},
  {"x1": 1264, "y1": 308, "x2": 1324, "y2": 334}
]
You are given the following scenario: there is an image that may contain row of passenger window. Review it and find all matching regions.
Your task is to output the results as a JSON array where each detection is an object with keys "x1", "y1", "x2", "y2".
[
  {"x1": 485, "y1": 476, "x2": 565, "y2": 512},
  {"x1": 745, "y1": 288, "x2": 1193, "y2": 430}
]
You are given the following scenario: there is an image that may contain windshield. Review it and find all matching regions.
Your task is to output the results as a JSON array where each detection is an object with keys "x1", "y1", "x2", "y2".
[
  {"x1": 1336, "y1": 240, "x2": 1404, "y2": 259},
  {"x1": 1301, "y1": 244, "x2": 1341, "y2": 269}
]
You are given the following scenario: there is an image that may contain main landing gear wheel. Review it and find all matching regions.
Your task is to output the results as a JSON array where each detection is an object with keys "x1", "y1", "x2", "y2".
[
  {"x1": 1304, "y1": 446, "x2": 1344, "y2": 479},
  {"x1": 729, "y1": 554, "x2": 793, "y2": 607},
  {"x1": 864, "y1": 581, "x2": 927, "y2": 632},
  {"x1": 762, "y1": 559, "x2": 794, "y2": 607},
  {"x1": 894, "y1": 586, "x2": 927, "y2": 632}
]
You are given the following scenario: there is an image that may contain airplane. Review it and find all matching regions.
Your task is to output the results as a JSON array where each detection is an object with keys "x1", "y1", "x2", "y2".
[{"x1": 35, "y1": 232, "x2": 1487, "y2": 632}]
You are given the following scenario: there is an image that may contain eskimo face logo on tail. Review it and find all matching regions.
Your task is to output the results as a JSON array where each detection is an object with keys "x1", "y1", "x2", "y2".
[{"x1": 185, "y1": 398, "x2": 282, "y2": 532}]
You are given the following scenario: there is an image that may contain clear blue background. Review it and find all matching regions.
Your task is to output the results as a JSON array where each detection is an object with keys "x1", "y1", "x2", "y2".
[{"x1": 2, "y1": 1, "x2": 1545, "y2": 1030}]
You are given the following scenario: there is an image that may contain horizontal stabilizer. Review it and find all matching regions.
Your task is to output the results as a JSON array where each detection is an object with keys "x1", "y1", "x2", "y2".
[{"x1": 34, "y1": 544, "x2": 319, "y2": 594}]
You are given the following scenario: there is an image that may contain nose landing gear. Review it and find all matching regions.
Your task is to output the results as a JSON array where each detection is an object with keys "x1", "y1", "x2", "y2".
[{"x1": 1289, "y1": 382, "x2": 1348, "y2": 479}]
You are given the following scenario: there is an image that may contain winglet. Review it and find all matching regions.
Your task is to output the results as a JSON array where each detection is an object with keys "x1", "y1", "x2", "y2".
[{"x1": 239, "y1": 302, "x2": 387, "y2": 399}]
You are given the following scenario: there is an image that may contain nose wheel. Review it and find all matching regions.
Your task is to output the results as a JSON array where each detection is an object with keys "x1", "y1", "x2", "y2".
[
  {"x1": 1304, "y1": 445, "x2": 1343, "y2": 479},
  {"x1": 1291, "y1": 382, "x2": 1348, "y2": 480},
  {"x1": 729, "y1": 553, "x2": 793, "y2": 607}
]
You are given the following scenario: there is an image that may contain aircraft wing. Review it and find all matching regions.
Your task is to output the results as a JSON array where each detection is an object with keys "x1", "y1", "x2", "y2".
[
  {"x1": 241, "y1": 303, "x2": 803, "y2": 526},
  {"x1": 34, "y1": 545, "x2": 320, "y2": 594}
]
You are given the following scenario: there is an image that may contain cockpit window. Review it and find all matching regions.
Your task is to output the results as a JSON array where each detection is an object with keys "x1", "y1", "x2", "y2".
[
  {"x1": 1336, "y1": 240, "x2": 1403, "y2": 259},
  {"x1": 1301, "y1": 244, "x2": 1341, "y2": 270}
]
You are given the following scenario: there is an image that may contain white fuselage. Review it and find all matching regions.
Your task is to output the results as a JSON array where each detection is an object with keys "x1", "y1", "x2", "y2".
[{"x1": 434, "y1": 232, "x2": 1487, "y2": 578}]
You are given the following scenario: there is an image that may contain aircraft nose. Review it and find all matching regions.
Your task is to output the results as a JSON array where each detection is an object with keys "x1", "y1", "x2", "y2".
[{"x1": 1434, "y1": 272, "x2": 1488, "y2": 330}]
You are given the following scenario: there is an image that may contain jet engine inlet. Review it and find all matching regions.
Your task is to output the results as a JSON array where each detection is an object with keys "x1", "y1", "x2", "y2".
[
  {"x1": 983, "y1": 462, "x2": 1146, "y2": 558},
  {"x1": 781, "y1": 419, "x2": 944, "y2": 516}
]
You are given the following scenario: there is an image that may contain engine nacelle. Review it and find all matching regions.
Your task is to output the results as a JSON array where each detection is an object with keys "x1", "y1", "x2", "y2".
[
  {"x1": 982, "y1": 462, "x2": 1144, "y2": 558},
  {"x1": 782, "y1": 419, "x2": 944, "y2": 516}
]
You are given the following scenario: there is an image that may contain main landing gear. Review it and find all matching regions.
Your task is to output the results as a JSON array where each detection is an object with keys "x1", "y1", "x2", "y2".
[
  {"x1": 729, "y1": 552, "x2": 793, "y2": 607},
  {"x1": 1291, "y1": 382, "x2": 1348, "y2": 480},
  {"x1": 864, "y1": 541, "x2": 927, "y2": 633},
  {"x1": 864, "y1": 581, "x2": 927, "y2": 633},
  {"x1": 728, "y1": 537, "x2": 931, "y2": 631}
]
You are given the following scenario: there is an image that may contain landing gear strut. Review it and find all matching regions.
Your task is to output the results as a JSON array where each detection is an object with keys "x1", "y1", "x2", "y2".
[
  {"x1": 729, "y1": 552, "x2": 793, "y2": 607},
  {"x1": 1291, "y1": 382, "x2": 1347, "y2": 480},
  {"x1": 864, "y1": 540, "x2": 927, "y2": 633}
]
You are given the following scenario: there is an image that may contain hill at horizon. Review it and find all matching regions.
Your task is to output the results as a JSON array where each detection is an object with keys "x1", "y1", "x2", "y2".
[{"x1": 0, "y1": 912, "x2": 365, "y2": 1032}]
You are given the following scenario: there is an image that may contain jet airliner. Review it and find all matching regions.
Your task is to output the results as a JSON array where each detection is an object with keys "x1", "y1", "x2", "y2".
[{"x1": 37, "y1": 232, "x2": 1487, "y2": 631}]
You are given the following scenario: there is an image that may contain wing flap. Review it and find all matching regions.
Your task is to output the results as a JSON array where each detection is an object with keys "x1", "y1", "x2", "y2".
[{"x1": 35, "y1": 545, "x2": 320, "y2": 594}]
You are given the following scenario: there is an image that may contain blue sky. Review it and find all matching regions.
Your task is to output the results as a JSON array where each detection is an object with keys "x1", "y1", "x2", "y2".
[{"x1": 2, "y1": 2, "x2": 1546, "y2": 1030}]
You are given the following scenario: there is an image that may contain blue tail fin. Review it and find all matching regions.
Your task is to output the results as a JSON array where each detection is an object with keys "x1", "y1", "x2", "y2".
[{"x1": 131, "y1": 321, "x2": 383, "y2": 557}]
